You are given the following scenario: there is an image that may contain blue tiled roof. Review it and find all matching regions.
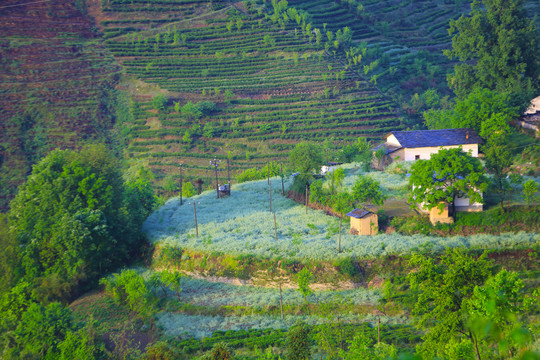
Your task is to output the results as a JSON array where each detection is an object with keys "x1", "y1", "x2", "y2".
[
  {"x1": 346, "y1": 208, "x2": 374, "y2": 219},
  {"x1": 388, "y1": 128, "x2": 482, "y2": 148}
]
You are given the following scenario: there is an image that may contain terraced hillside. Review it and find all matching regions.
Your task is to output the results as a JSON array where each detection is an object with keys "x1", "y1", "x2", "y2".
[
  {"x1": 0, "y1": 0, "x2": 121, "y2": 210},
  {"x1": 96, "y1": 0, "x2": 404, "y2": 192}
]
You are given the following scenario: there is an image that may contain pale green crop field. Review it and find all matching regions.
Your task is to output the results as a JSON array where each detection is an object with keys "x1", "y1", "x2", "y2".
[{"x1": 143, "y1": 176, "x2": 540, "y2": 261}]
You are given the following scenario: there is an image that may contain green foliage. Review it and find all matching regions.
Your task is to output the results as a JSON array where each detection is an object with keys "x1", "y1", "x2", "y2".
[
  {"x1": 408, "y1": 248, "x2": 493, "y2": 360},
  {"x1": 153, "y1": 94, "x2": 168, "y2": 111},
  {"x1": 522, "y1": 179, "x2": 539, "y2": 206},
  {"x1": 289, "y1": 142, "x2": 323, "y2": 192},
  {"x1": 182, "y1": 181, "x2": 197, "y2": 198},
  {"x1": 454, "y1": 89, "x2": 516, "y2": 144},
  {"x1": 339, "y1": 328, "x2": 397, "y2": 360},
  {"x1": 7, "y1": 146, "x2": 155, "y2": 302},
  {"x1": 286, "y1": 321, "x2": 311, "y2": 360},
  {"x1": 143, "y1": 341, "x2": 178, "y2": 360},
  {"x1": 328, "y1": 167, "x2": 345, "y2": 195},
  {"x1": 236, "y1": 162, "x2": 281, "y2": 183},
  {"x1": 0, "y1": 214, "x2": 20, "y2": 295},
  {"x1": 351, "y1": 175, "x2": 386, "y2": 206},
  {"x1": 10, "y1": 302, "x2": 76, "y2": 359},
  {"x1": 181, "y1": 101, "x2": 203, "y2": 120},
  {"x1": 485, "y1": 145, "x2": 513, "y2": 210},
  {"x1": 296, "y1": 267, "x2": 313, "y2": 301},
  {"x1": 201, "y1": 342, "x2": 234, "y2": 360},
  {"x1": 100, "y1": 269, "x2": 152, "y2": 315},
  {"x1": 446, "y1": 0, "x2": 538, "y2": 103},
  {"x1": 408, "y1": 147, "x2": 488, "y2": 213},
  {"x1": 289, "y1": 142, "x2": 323, "y2": 174}
]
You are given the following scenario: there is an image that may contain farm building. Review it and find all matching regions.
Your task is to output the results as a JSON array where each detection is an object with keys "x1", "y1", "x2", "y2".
[
  {"x1": 372, "y1": 128, "x2": 482, "y2": 166},
  {"x1": 346, "y1": 208, "x2": 378, "y2": 235},
  {"x1": 519, "y1": 95, "x2": 540, "y2": 137},
  {"x1": 320, "y1": 162, "x2": 343, "y2": 175},
  {"x1": 429, "y1": 203, "x2": 453, "y2": 225}
]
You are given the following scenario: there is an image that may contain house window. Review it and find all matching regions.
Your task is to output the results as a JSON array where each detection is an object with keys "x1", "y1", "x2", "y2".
[{"x1": 415, "y1": 155, "x2": 420, "y2": 160}]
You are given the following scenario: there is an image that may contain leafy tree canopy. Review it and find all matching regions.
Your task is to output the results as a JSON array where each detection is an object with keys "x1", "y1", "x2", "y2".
[
  {"x1": 445, "y1": 0, "x2": 538, "y2": 105},
  {"x1": 408, "y1": 248, "x2": 493, "y2": 360},
  {"x1": 423, "y1": 88, "x2": 516, "y2": 145},
  {"x1": 7, "y1": 145, "x2": 156, "y2": 302},
  {"x1": 351, "y1": 175, "x2": 386, "y2": 206},
  {"x1": 408, "y1": 147, "x2": 488, "y2": 212}
]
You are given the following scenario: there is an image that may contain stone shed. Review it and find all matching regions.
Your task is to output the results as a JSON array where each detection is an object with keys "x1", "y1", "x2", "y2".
[{"x1": 346, "y1": 208, "x2": 378, "y2": 236}]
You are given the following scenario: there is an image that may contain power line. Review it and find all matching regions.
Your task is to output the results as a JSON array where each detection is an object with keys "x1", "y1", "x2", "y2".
[{"x1": 0, "y1": 0, "x2": 52, "y2": 10}]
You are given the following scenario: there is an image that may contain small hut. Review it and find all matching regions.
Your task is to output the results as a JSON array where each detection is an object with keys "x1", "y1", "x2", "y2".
[
  {"x1": 346, "y1": 208, "x2": 378, "y2": 235},
  {"x1": 429, "y1": 203, "x2": 454, "y2": 225}
]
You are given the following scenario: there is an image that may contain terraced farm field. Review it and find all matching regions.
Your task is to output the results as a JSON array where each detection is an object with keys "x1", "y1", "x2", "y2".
[
  {"x1": 0, "y1": 0, "x2": 121, "y2": 210},
  {"x1": 96, "y1": 0, "x2": 404, "y2": 192}
]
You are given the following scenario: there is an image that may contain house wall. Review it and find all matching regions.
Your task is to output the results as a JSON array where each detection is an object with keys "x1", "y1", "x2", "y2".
[
  {"x1": 386, "y1": 134, "x2": 401, "y2": 146},
  {"x1": 403, "y1": 144, "x2": 478, "y2": 161},
  {"x1": 350, "y1": 214, "x2": 378, "y2": 235},
  {"x1": 389, "y1": 148, "x2": 405, "y2": 161}
]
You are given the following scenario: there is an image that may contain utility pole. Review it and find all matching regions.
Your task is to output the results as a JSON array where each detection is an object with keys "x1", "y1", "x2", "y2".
[
  {"x1": 269, "y1": 179, "x2": 272, "y2": 211},
  {"x1": 178, "y1": 163, "x2": 183, "y2": 205},
  {"x1": 280, "y1": 163, "x2": 285, "y2": 196},
  {"x1": 305, "y1": 184, "x2": 309, "y2": 214},
  {"x1": 273, "y1": 211, "x2": 278, "y2": 242},
  {"x1": 227, "y1": 158, "x2": 231, "y2": 195},
  {"x1": 210, "y1": 157, "x2": 221, "y2": 199},
  {"x1": 190, "y1": 201, "x2": 200, "y2": 237}
]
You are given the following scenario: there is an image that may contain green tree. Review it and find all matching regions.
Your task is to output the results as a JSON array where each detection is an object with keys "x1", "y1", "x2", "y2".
[
  {"x1": 408, "y1": 248, "x2": 493, "y2": 360},
  {"x1": 181, "y1": 101, "x2": 202, "y2": 120},
  {"x1": 287, "y1": 321, "x2": 311, "y2": 360},
  {"x1": 328, "y1": 167, "x2": 345, "y2": 195},
  {"x1": 522, "y1": 179, "x2": 539, "y2": 206},
  {"x1": 182, "y1": 181, "x2": 196, "y2": 198},
  {"x1": 13, "y1": 302, "x2": 75, "y2": 359},
  {"x1": 408, "y1": 147, "x2": 488, "y2": 216},
  {"x1": 485, "y1": 145, "x2": 512, "y2": 211},
  {"x1": 296, "y1": 267, "x2": 313, "y2": 302},
  {"x1": 289, "y1": 142, "x2": 323, "y2": 192},
  {"x1": 445, "y1": 0, "x2": 538, "y2": 103},
  {"x1": 152, "y1": 94, "x2": 168, "y2": 112},
  {"x1": 465, "y1": 270, "x2": 533, "y2": 359},
  {"x1": 8, "y1": 146, "x2": 153, "y2": 301},
  {"x1": 100, "y1": 269, "x2": 152, "y2": 316},
  {"x1": 158, "y1": 271, "x2": 182, "y2": 301},
  {"x1": 351, "y1": 176, "x2": 386, "y2": 206},
  {"x1": 0, "y1": 214, "x2": 20, "y2": 295},
  {"x1": 339, "y1": 328, "x2": 396, "y2": 360}
]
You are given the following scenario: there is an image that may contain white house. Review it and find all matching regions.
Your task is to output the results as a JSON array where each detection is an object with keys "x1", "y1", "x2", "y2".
[
  {"x1": 373, "y1": 128, "x2": 485, "y2": 216},
  {"x1": 374, "y1": 128, "x2": 482, "y2": 163}
]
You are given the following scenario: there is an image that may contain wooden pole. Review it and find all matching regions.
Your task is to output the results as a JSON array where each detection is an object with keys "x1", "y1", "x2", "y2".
[
  {"x1": 269, "y1": 179, "x2": 272, "y2": 211},
  {"x1": 377, "y1": 317, "x2": 380, "y2": 344},
  {"x1": 338, "y1": 214, "x2": 342, "y2": 253},
  {"x1": 273, "y1": 211, "x2": 278, "y2": 242},
  {"x1": 227, "y1": 158, "x2": 231, "y2": 196},
  {"x1": 280, "y1": 163, "x2": 285, "y2": 196},
  {"x1": 305, "y1": 184, "x2": 308, "y2": 214},
  {"x1": 279, "y1": 279, "x2": 284, "y2": 320},
  {"x1": 179, "y1": 164, "x2": 183, "y2": 206},
  {"x1": 193, "y1": 202, "x2": 199, "y2": 237}
]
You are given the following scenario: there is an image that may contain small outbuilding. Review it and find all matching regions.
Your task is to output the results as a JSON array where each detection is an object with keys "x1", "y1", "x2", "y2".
[
  {"x1": 346, "y1": 208, "x2": 378, "y2": 236},
  {"x1": 429, "y1": 203, "x2": 454, "y2": 225}
]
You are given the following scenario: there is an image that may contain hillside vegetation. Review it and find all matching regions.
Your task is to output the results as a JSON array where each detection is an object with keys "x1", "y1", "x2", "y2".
[{"x1": 0, "y1": 0, "x2": 121, "y2": 210}]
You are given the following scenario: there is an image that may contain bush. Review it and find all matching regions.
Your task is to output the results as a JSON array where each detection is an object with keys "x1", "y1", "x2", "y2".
[
  {"x1": 99, "y1": 269, "x2": 152, "y2": 315},
  {"x1": 335, "y1": 257, "x2": 359, "y2": 277}
]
